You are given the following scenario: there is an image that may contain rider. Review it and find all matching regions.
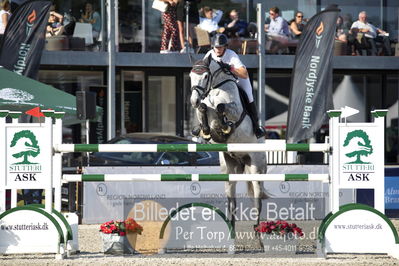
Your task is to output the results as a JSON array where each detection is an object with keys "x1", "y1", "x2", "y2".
[{"x1": 203, "y1": 33, "x2": 266, "y2": 138}]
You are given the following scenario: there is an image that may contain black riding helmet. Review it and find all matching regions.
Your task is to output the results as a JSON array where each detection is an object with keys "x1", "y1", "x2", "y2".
[{"x1": 212, "y1": 34, "x2": 228, "y2": 48}]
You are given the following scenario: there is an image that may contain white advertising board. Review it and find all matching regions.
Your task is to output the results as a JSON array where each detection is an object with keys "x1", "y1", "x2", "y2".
[
  {"x1": 5, "y1": 126, "x2": 52, "y2": 189},
  {"x1": 0, "y1": 208, "x2": 61, "y2": 254},
  {"x1": 82, "y1": 165, "x2": 355, "y2": 224},
  {"x1": 339, "y1": 124, "x2": 384, "y2": 189}
]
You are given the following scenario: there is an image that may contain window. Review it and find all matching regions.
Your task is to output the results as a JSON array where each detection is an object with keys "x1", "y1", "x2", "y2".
[
  {"x1": 147, "y1": 76, "x2": 176, "y2": 133},
  {"x1": 118, "y1": 0, "x2": 143, "y2": 52},
  {"x1": 120, "y1": 71, "x2": 144, "y2": 134}
]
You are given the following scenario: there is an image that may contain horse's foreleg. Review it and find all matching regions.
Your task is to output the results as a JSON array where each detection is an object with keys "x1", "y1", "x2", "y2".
[
  {"x1": 198, "y1": 103, "x2": 210, "y2": 139},
  {"x1": 246, "y1": 155, "x2": 267, "y2": 227},
  {"x1": 216, "y1": 104, "x2": 232, "y2": 134}
]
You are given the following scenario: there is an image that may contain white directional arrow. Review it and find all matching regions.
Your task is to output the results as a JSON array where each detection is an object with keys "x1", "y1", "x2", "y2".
[{"x1": 341, "y1": 106, "x2": 359, "y2": 119}]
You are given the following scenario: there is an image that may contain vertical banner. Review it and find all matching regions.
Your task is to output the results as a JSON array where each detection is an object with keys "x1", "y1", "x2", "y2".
[
  {"x1": 286, "y1": 6, "x2": 340, "y2": 143},
  {"x1": 0, "y1": 0, "x2": 51, "y2": 79},
  {"x1": 89, "y1": 86, "x2": 107, "y2": 144}
]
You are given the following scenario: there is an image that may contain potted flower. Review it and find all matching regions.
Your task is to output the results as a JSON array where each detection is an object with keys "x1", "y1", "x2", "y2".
[
  {"x1": 100, "y1": 218, "x2": 143, "y2": 255},
  {"x1": 254, "y1": 220, "x2": 303, "y2": 255}
]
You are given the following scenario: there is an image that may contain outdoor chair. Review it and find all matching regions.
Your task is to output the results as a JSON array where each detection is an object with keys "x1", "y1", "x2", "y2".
[{"x1": 194, "y1": 27, "x2": 211, "y2": 53}]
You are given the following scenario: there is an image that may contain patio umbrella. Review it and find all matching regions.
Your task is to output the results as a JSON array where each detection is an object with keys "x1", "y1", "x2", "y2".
[{"x1": 0, "y1": 67, "x2": 102, "y2": 125}]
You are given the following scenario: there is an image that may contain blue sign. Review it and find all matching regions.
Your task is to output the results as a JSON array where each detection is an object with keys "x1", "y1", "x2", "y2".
[{"x1": 385, "y1": 176, "x2": 399, "y2": 209}]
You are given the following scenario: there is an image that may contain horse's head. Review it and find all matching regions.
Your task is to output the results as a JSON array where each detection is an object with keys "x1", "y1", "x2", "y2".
[
  {"x1": 190, "y1": 58, "x2": 237, "y2": 109},
  {"x1": 189, "y1": 59, "x2": 210, "y2": 108}
]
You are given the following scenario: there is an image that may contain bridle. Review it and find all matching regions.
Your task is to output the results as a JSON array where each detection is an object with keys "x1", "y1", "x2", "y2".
[
  {"x1": 190, "y1": 63, "x2": 211, "y2": 100},
  {"x1": 190, "y1": 59, "x2": 237, "y2": 100},
  {"x1": 190, "y1": 59, "x2": 247, "y2": 133}
]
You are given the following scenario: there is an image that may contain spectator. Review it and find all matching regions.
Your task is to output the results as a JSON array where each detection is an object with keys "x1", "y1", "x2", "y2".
[
  {"x1": 265, "y1": 6, "x2": 290, "y2": 53},
  {"x1": 177, "y1": 0, "x2": 200, "y2": 53},
  {"x1": 223, "y1": 9, "x2": 248, "y2": 38},
  {"x1": 46, "y1": 10, "x2": 64, "y2": 37},
  {"x1": 336, "y1": 16, "x2": 347, "y2": 42},
  {"x1": 198, "y1": 6, "x2": 223, "y2": 35},
  {"x1": 79, "y1": 2, "x2": 101, "y2": 40},
  {"x1": 0, "y1": 0, "x2": 10, "y2": 35},
  {"x1": 289, "y1": 11, "x2": 305, "y2": 39},
  {"x1": 265, "y1": 7, "x2": 290, "y2": 37},
  {"x1": 350, "y1": 11, "x2": 391, "y2": 56},
  {"x1": 203, "y1": 34, "x2": 266, "y2": 139},
  {"x1": 337, "y1": 14, "x2": 358, "y2": 55},
  {"x1": 160, "y1": 0, "x2": 181, "y2": 53}
]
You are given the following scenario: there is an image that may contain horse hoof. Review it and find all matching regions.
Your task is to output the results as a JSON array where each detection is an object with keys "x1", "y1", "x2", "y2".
[
  {"x1": 191, "y1": 126, "x2": 201, "y2": 137},
  {"x1": 222, "y1": 126, "x2": 231, "y2": 134},
  {"x1": 201, "y1": 132, "x2": 211, "y2": 140},
  {"x1": 203, "y1": 135, "x2": 211, "y2": 141},
  {"x1": 222, "y1": 121, "x2": 234, "y2": 135}
]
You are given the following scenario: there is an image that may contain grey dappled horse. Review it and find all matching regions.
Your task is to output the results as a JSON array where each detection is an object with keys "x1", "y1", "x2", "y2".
[{"x1": 190, "y1": 58, "x2": 269, "y2": 229}]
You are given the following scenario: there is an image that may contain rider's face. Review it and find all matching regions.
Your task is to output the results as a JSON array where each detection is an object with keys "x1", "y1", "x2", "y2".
[{"x1": 214, "y1": 46, "x2": 226, "y2": 57}]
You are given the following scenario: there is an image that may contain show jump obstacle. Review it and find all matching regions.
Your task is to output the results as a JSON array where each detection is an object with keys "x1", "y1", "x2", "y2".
[{"x1": 0, "y1": 109, "x2": 398, "y2": 259}]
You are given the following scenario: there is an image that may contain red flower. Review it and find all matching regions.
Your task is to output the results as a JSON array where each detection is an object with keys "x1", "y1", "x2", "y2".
[
  {"x1": 99, "y1": 218, "x2": 143, "y2": 235},
  {"x1": 255, "y1": 220, "x2": 304, "y2": 237},
  {"x1": 293, "y1": 227, "x2": 304, "y2": 236}
]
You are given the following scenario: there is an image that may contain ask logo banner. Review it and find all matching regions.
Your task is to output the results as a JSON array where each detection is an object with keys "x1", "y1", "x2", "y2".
[
  {"x1": 339, "y1": 127, "x2": 377, "y2": 189},
  {"x1": 6, "y1": 127, "x2": 51, "y2": 189}
]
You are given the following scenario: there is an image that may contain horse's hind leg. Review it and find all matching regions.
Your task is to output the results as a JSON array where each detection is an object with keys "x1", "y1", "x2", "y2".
[
  {"x1": 248, "y1": 181, "x2": 262, "y2": 226},
  {"x1": 246, "y1": 153, "x2": 267, "y2": 227},
  {"x1": 225, "y1": 181, "x2": 237, "y2": 230}
]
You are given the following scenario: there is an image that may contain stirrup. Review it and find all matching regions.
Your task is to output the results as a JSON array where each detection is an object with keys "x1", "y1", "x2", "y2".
[{"x1": 254, "y1": 126, "x2": 266, "y2": 139}]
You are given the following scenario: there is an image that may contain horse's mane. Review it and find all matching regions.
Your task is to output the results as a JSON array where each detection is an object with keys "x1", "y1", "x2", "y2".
[{"x1": 192, "y1": 60, "x2": 209, "y2": 75}]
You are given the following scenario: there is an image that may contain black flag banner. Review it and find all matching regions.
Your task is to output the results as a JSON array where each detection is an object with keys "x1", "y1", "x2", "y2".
[
  {"x1": 286, "y1": 5, "x2": 340, "y2": 143},
  {"x1": 0, "y1": 0, "x2": 51, "y2": 79}
]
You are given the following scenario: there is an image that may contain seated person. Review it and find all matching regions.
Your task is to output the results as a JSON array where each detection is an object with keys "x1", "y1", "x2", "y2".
[
  {"x1": 336, "y1": 16, "x2": 348, "y2": 42},
  {"x1": 46, "y1": 10, "x2": 64, "y2": 37},
  {"x1": 264, "y1": 6, "x2": 291, "y2": 53},
  {"x1": 350, "y1": 11, "x2": 391, "y2": 56},
  {"x1": 198, "y1": 6, "x2": 223, "y2": 36},
  {"x1": 289, "y1": 11, "x2": 305, "y2": 40},
  {"x1": 336, "y1": 14, "x2": 358, "y2": 55},
  {"x1": 223, "y1": 9, "x2": 248, "y2": 38},
  {"x1": 79, "y1": 2, "x2": 101, "y2": 40}
]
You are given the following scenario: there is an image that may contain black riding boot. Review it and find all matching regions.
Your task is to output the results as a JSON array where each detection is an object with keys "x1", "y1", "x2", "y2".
[{"x1": 248, "y1": 102, "x2": 266, "y2": 139}]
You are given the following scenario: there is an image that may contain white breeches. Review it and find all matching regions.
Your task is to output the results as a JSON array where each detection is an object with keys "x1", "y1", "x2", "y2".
[{"x1": 237, "y1": 77, "x2": 254, "y2": 103}]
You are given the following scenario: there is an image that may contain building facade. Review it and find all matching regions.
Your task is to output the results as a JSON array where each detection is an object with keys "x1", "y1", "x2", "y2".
[{"x1": 37, "y1": 0, "x2": 399, "y2": 163}]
